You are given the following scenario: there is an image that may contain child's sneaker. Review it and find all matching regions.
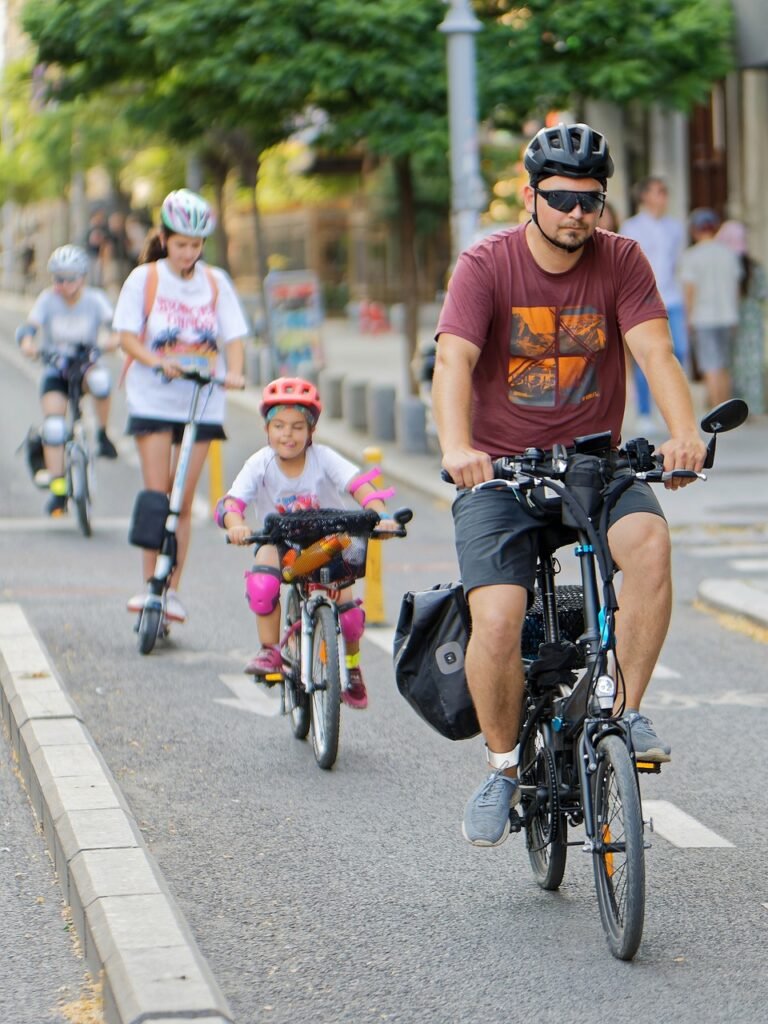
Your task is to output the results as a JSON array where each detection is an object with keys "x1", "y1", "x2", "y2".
[
  {"x1": 97, "y1": 428, "x2": 118, "y2": 459},
  {"x1": 165, "y1": 589, "x2": 187, "y2": 623},
  {"x1": 45, "y1": 492, "x2": 68, "y2": 517},
  {"x1": 245, "y1": 645, "x2": 283, "y2": 679},
  {"x1": 126, "y1": 593, "x2": 146, "y2": 613},
  {"x1": 342, "y1": 667, "x2": 368, "y2": 709}
]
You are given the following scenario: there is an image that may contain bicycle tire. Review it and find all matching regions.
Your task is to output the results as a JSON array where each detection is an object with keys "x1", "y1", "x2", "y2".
[
  {"x1": 69, "y1": 444, "x2": 92, "y2": 537},
  {"x1": 309, "y1": 604, "x2": 341, "y2": 770},
  {"x1": 521, "y1": 725, "x2": 568, "y2": 890},
  {"x1": 592, "y1": 733, "x2": 645, "y2": 960},
  {"x1": 137, "y1": 605, "x2": 162, "y2": 655},
  {"x1": 284, "y1": 588, "x2": 310, "y2": 740}
]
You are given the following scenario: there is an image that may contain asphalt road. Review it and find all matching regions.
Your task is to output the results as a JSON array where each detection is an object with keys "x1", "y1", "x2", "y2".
[{"x1": 2, "y1": 316, "x2": 768, "y2": 1023}]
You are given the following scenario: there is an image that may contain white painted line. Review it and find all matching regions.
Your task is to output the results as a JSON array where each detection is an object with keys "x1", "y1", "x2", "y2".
[
  {"x1": 651, "y1": 663, "x2": 681, "y2": 679},
  {"x1": 698, "y1": 578, "x2": 768, "y2": 627},
  {"x1": 690, "y1": 545, "x2": 768, "y2": 558},
  {"x1": 763, "y1": 903, "x2": 768, "y2": 912},
  {"x1": 0, "y1": 516, "x2": 132, "y2": 531},
  {"x1": 730, "y1": 559, "x2": 768, "y2": 572},
  {"x1": 215, "y1": 674, "x2": 283, "y2": 717},
  {"x1": 643, "y1": 800, "x2": 734, "y2": 848},
  {"x1": 365, "y1": 627, "x2": 395, "y2": 655}
]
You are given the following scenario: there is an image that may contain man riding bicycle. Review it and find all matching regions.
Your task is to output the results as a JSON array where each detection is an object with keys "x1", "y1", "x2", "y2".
[{"x1": 432, "y1": 123, "x2": 707, "y2": 848}]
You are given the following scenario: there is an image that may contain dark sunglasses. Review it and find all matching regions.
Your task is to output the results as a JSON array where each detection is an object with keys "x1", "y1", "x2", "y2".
[
  {"x1": 53, "y1": 274, "x2": 80, "y2": 284},
  {"x1": 535, "y1": 188, "x2": 606, "y2": 214}
]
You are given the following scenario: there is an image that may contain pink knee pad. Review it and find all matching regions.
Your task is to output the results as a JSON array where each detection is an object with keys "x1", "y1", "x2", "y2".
[
  {"x1": 244, "y1": 566, "x2": 282, "y2": 615},
  {"x1": 339, "y1": 601, "x2": 365, "y2": 644}
]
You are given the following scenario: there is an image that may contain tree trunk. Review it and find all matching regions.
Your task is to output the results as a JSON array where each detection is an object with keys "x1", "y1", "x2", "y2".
[
  {"x1": 210, "y1": 166, "x2": 231, "y2": 275},
  {"x1": 394, "y1": 154, "x2": 420, "y2": 396}
]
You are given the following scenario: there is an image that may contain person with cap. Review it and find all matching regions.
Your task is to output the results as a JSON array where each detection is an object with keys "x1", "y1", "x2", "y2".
[
  {"x1": 716, "y1": 219, "x2": 766, "y2": 416},
  {"x1": 680, "y1": 208, "x2": 742, "y2": 409},
  {"x1": 432, "y1": 122, "x2": 706, "y2": 848},
  {"x1": 113, "y1": 188, "x2": 247, "y2": 624}
]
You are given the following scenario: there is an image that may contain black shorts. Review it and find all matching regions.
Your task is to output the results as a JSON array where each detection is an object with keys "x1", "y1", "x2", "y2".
[
  {"x1": 126, "y1": 416, "x2": 227, "y2": 444},
  {"x1": 452, "y1": 480, "x2": 665, "y2": 598},
  {"x1": 40, "y1": 371, "x2": 68, "y2": 397}
]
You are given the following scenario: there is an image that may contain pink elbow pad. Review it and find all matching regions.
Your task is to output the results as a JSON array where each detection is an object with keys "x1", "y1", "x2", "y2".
[
  {"x1": 215, "y1": 494, "x2": 247, "y2": 528},
  {"x1": 347, "y1": 466, "x2": 381, "y2": 492},
  {"x1": 361, "y1": 487, "x2": 396, "y2": 507}
]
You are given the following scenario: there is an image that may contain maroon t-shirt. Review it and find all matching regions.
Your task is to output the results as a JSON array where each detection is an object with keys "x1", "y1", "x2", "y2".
[{"x1": 436, "y1": 224, "x2": 667, "y2": 456}]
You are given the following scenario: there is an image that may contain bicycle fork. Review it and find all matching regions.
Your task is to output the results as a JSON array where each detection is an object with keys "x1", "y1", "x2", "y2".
[{"x1": 299, "y1": 593, "x2": 348, "y2": 694}]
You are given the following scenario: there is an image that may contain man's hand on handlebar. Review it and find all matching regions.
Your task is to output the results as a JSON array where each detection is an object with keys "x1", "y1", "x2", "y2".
[
  {"x1": 19, "y1": 337, "x2": 38, "y2": 360},
  {"x1": 223, "y1": 370, "x2": 246, "y2": 390},
  {"x1": 441, "y1": 446, "x2": 494, "y2": 489},
  {"x1": 655, "y1": 433, "x2": 708, "y2": 490}
]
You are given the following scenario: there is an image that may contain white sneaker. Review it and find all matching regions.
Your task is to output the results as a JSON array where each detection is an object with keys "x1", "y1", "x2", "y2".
[
  {"x1": 127, "y1": 593, "x2": 146, "y2": 613},
  {"x1": 165, "y1": 589, "x2": 187, "y2": 623}
]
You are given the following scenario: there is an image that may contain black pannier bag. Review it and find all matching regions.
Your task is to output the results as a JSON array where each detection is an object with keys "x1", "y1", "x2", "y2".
[
  {"x1": 393, "y1": 582, "x2": 479, "y2": 741},
  {"x1": 128, "y1": 489, "x2": 170, "y2": 549},
  {"x1": 394, "y1": 582, "x2": 586, "y2": 742}
]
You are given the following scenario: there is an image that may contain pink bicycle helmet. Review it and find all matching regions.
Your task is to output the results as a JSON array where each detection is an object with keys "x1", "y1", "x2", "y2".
[
  {"x1": 260, "y1": 377, "x2": 323, "y2": 424},
  {"x1": 160, "y1": 189, "x2": 216, "y2": 238}
]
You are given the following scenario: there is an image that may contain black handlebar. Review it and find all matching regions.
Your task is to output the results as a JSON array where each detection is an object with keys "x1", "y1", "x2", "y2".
[{"x1": 226, "y1": 506, "x2": 413, "y2": 546}]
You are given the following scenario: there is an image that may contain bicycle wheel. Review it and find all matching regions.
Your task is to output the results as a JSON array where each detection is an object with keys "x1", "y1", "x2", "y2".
[
  {"x1": 68, "y1": 443, "x2": 92, "y2": 537},
  {"x1": 137, "y1": 604, "x2": 162, "y2": 655},
  {"x1": 520, "y1": 724, "x2": 568, "y2": 890},
  {"x1": 283, "y1": 588, "x2": 310, "y2": 740},
  {"x1": 592, "y1": 733, "x2": 645, "y2": 960},
  {"x1": 309, "y1": 604, "x2": 341, "y2": 770}
]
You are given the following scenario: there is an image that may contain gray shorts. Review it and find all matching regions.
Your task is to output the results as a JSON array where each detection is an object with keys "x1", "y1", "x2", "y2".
[
  {"x1": 692, "y1": 326, "x2": 733, "y2": 373},
  {"x1": 452, "y1": 480, "x2": 665, "y2": 598}
]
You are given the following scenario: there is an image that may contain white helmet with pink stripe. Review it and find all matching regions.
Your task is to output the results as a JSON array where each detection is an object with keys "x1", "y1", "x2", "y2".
[{"x1": 160, "y1": 189, "x2": 216, "y2": 238}]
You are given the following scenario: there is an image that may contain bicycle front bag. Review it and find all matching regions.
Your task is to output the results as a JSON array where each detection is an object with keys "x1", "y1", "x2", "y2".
[{"x1": 128, "y1": 489, "x2": 170, "y2": 549}]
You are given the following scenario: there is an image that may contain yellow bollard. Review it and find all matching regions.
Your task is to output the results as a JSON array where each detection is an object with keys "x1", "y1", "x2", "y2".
[
  {"x1": 362, "y1": 446, "x2": 386, "y2": 625},
  {"x1": 208, "y1": 439, "x2": 224, "y2": 516}
]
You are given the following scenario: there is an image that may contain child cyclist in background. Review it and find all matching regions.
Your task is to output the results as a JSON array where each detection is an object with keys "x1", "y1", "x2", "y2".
[
  {"x1": 16, "y1": 244, "x2": 119, "y2": 516},
  {"x1": 216, "y1": 377, "x2": 398, "y2": 710}
]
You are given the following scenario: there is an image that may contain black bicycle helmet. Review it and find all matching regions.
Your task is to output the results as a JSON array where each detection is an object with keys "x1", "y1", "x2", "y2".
[{"x1": 524, "y1": 123, "x2": 614, "y2": 187}]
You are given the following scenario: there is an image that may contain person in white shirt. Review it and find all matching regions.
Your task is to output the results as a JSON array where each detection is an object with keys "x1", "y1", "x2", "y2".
[
  {"x1": 679, "y1": 207, "x2": 742, "y2": 408},
  {"x1": 16, "y1": 244, "x2": 119, "y2": 516},
  {"x1": 621, "y1": 177, "x2": 688, "y2": 432},
  {"x1": 113, "y1": 189, "x2": 247, "y2": 624},
  {"x1": 216, "y1": 377, "x2": 398, "y2": 709}
]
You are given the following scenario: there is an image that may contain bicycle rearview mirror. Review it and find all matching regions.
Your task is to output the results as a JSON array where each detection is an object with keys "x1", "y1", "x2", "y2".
[
  {"x1": 700, "y1": 398, "x2": 749, "y2": 435},
  {"x1": 700, "y1": 398, "x2": 749, "y2": 469}
]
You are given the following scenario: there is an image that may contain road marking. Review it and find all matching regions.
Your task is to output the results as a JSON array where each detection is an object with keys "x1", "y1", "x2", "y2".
[
  {"x1": 651, "y1": 663, "x2": 681, "y2": 679},
  {"x1": 0, "y1": 516, "x2": 132, "y2": 532},
  {"x1": 215, "y1": 674, "x2": 282, "y2": 717},
  {"x1": 730, "y1": 558, "x2": 768, "y2": 572},
  {"x1": 690, "y1": 544, "x2": 768, "y2": 558},
  {"x1": 365, "y1": 627, "x2": 395, "y2": 655},
  {"x1": 643, "y1": 800, "x2": 734, "y2": 848}
]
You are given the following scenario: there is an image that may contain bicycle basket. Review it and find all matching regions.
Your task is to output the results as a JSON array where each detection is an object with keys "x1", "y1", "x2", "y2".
[
  {"x1": 521, "y1": 584, "x2": 585, "y2": 666},
  {"x1": 263, "y1": 509, "x2": 380, "y2": 585}
]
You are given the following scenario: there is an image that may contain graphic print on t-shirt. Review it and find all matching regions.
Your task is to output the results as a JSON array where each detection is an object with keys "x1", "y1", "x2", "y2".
[
  {"x1": 149, "y1": 295, "x2": 219, "y2": 371},
  {"x1": 276, "y1": 491, "x2": 319, "y2": 514},
  {"x1": 508, "y1": 306, "x2": 606, "y2": 408}
]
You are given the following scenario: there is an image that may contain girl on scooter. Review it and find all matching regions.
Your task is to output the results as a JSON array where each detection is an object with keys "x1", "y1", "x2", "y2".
[
  {"x1": 113, "y1": 188, "x2": 247, "y2": 624},
  {"x1": 215, "y1": 377, "x2": 398, "y2": 710},
  {"x1": 16, "y1": 244, "x2": 119, "y2": 516}
]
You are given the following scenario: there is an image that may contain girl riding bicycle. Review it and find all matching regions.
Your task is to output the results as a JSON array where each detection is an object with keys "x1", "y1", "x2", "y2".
[
  {"x1": 16, "y1": 244, "x2": 119, "y2": 516},
  {"x1": 113, "y1": 188, "x2": 247, "y2": 624},
  {"x1": 216, "y1": 376, "x2": 397, "y2": 709}
]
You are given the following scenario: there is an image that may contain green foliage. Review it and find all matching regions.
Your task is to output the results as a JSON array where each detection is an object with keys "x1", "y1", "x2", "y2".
[{"x1": 476, "y1": 0, "x2": 735, "y2": 124}]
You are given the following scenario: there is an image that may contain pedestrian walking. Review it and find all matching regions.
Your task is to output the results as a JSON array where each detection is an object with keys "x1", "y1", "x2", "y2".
[
  {"x1": 621, "y1": 177, "x2": 688, "y2": 433},
  {"x1": 680, "y1": 208, "x2": 742, "y2": 408},
  {"x1": 716, "y1": 219, "x2": 767, "y2": 416}
]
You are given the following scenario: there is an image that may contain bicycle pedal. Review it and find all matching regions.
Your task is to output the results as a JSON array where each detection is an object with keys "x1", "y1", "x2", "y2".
[
  {"x1": 508, "y1": 808, "x2": 523, "y2": 833},
  {"x1": 635, "y1": 760, "x2": 662, "y2": 774},
  {"x1": 262, "y1": 672, "x2": 284, "y2": 686}
]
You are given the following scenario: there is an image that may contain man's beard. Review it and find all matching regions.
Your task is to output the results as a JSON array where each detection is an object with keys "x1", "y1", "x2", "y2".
[{"x1": 531, "y1": 214, "x2": 588, "y2": 253}]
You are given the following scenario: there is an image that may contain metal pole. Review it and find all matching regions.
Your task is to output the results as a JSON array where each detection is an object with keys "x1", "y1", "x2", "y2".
[{"x1": 439, "y1": 0, "x2": 485, "y2": 262}]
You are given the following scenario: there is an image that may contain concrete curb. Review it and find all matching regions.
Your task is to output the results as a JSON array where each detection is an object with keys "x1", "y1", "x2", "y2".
[
  {"x1": 697, "y1": 578, "x2": 768, "y2": 629},
  {"x1": 0, "y1": 603, "x2": 233, "y2": 1024}
]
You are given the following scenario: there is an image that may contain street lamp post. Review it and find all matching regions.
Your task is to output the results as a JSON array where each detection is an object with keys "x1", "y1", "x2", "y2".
[{"x1": 439, "y1": 0, "x2": 485, "y2": 262}]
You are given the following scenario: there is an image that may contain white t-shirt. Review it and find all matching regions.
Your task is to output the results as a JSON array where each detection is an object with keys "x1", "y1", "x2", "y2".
[
  {"x1": 679, "y1": 240, "x2": 742, "y2": 328},
  {"x1": 112, "y1": 259, "x2": 249, "y2": 423},
  {"x1": 227, "y1": 444, "x2": 360, "y2": 524},
  {"x1": 29, "y1": 287, "x2": 114, "y2": 356}
]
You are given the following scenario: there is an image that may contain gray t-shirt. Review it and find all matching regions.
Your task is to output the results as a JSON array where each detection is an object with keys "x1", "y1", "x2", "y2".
[
  {"x1": 679, "y1": 240, "x2": 742, "y2": 328},
  {"x1": 28, "y1": 286, "x2": 114, "y2": 355}
]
